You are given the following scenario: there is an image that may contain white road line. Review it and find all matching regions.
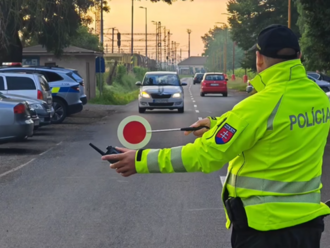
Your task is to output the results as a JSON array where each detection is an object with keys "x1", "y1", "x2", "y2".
[
  {"x1": 198, "y1": 117, "x2": 203, "y2": 120},
  {"x1": 194, "y1": 105, "x2": 197, "y2": 108},
  {"x1": 195, "y1": 110, "x2": 199, "y2": 113},
  {"x1": 220, "y1": 176, "x2": 226, "y2": 186},
  {"x1": 193, "y1": 100, "x2": 196, "y2": 103},
  {"x1": 39, "y1": 147, "x2": 54, "y2": 156},
  {"x1": 0, "y1": 141, "x2": 63, "y2": 178},
  {"x1": 0, "y1": 158, "x2": 36, "y2": 179}
]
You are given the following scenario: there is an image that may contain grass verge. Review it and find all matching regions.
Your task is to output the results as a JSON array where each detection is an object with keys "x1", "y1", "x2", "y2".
[
  {"x1": 227, "y1": 78, "x2": 247, "y2": 92},
  {"x1": 179, "y1": 75, "x2": 192, "y2": 79}
]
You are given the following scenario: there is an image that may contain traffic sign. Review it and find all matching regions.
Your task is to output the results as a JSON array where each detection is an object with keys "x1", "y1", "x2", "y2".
[
  {"x1": 95, "y1": 56, "x2": 105, "y2": 73},
  {"x1": 117, "y1": 116, "x2": 152, "y2": 149}
]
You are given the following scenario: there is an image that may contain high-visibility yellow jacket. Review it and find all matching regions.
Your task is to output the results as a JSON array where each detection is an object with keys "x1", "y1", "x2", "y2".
[{"x1": 135, "y1": 59, "x2": 330, "y2": 231}]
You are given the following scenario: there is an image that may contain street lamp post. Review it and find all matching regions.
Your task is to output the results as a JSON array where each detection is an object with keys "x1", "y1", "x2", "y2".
[
  {"x1": 187, "y1": 29, "x2": 192, "y2": 57},
  {"x1": 140, "y1": 7, "x2": 148, "y2": 58},
  {"x1": 152, "y1": 21, "x2": 158, "y2": 62}
]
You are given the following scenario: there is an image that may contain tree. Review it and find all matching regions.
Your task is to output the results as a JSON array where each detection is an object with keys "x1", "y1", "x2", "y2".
[
  {"x1": 0, "y1": 0, "x2": 189, "y2": 63},
  {"x1": 227, "y1": 0, "x2": 300, "y2": 71},
  {"x1": 201, "y1": 25, "x2": 244, "y2": 74},
  {"x1": 297, "y1": 0, "x2": 330, "y2": 72}
]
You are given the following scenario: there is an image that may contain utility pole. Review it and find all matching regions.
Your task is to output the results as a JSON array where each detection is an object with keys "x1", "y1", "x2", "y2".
[
  {"x1": 131, "y1": 0, "x2": 134, "y2": 55},
  {"x1": 112, "y1": 28, "x2": 114, "y2": 53},
  {"x1": 288, "y1": 0, "x2": 291, "y2": 29},
  {"x1": 180, "y1": 49, "x2": 182, "y2": 62},
  {"x1": 100, "y1": 0, "x2": 104, "y2": 46},
  {"x1": 187, "y1": 29, "x2": 192, "y2": 57},
  {"x1": 139, "y1": 7, "x2": 148, "y2": 57}
]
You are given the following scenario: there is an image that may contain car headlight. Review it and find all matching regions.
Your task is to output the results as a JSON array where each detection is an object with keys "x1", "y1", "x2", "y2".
[
  {"x1": 30, "y1": 103, "x2": 43, "y2": 110},
  {"x1": 141, "y1": 91, "x2": 151, "y2": 98},
  {"x1": 172, "y1": 93, "x2": 181, "y2": 98}
]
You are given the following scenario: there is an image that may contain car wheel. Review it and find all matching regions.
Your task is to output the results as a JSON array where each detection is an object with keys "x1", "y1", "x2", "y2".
[
  {"x1": 223, "y1": 93, "x2": 228, "y2": 97},
  {"x1": 178, "y1": 107, "x2": 184, "y2": 113},
  {"x1": 200, "y1": 92, "x2": 205, "y2": 97},
  {"x1": 51, "y1": 98, "x2": 68, "y2": 124},
  {"x1": 139, "y1": 107, "x2": 146, "y2": 113}
]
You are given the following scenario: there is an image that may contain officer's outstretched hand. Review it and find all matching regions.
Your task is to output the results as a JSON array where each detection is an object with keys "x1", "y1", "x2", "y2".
[
  {"x1": 102, "y1": 147, "x2": 137, "y2": 177},
  {"x1": 184, "y1": 118, "x2": 210, "y2": 137}
]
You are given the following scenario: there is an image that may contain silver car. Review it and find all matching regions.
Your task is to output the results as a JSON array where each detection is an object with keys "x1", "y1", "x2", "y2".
[
  {"x1": 0, "y1": 97, "x2": 34, "y2": 143},
  {"x1": 136, "y1": 72, "x2": 187, "y2": 113},
  {"x1": 0, "y1": 92, "x2": 54, "y2": 127}
]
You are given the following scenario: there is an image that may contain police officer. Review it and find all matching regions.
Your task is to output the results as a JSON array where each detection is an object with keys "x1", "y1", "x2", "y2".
[{"x1": 102, "y1": 25, "x2": 330, "y2": 248}]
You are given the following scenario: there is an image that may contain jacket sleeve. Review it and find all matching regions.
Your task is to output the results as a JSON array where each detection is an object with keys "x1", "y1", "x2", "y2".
[{"x1": 135, "y1": 110, "x2": 261, "y2": 174}]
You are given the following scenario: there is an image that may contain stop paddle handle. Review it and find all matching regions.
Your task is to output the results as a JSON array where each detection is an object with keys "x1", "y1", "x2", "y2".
[{"x1": 180, "y1": 126, "x2": 210, "y2": 132}]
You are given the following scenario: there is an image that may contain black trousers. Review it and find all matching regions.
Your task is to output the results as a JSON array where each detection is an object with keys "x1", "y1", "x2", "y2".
[{"x1": 231, "y1": 216, "x2": 325, "y2": 248}]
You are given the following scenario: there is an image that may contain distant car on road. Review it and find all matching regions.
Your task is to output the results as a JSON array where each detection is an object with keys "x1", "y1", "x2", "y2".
[
  {"x1": 200, "y1": 73, "x2": 228, "y2": 97},
  {"x1": 307, "y1": 75, "x2": 330, "y2": 92},
  {"x1": 0, "y1": 97, "x2": 34, "y2": 144},
  {"x1": 136, "y1": 71, "x2": 187, "y2": 113},
  {"x1": 193, "y1": 73, "x2": 204, "y2": 85}
]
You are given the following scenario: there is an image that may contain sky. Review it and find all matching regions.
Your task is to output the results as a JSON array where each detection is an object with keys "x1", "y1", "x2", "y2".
[{"x1": 96, "y1": 0, "x2": 228, "y2": 60}]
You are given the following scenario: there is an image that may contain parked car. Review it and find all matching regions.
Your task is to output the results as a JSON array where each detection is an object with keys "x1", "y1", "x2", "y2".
[
  {"x1": 193, "y1": 73, "x2": 205, "y2": 85},
  {"x1": 26, "y1": 66, "x2": 87, "y2": 105},
  {"x1": 0, "y1": 65, "x2": 83, "y2": 124},
  {"x1": 307, "y1": 75, "x2": 330, "y2": 92},
  {"x1": 29, "y1": 107, "x2": 40, "y2": 130},
  {"x1": 0, "y1": 92, "x2": 53, "y2": 127},
  {"x1": 307, "y1": 72, "x2": 330, "y2": 83},
  {"x1": 200, "y1": 73, "x2": 228, "y2": 97},
  {"x1": 136, "y1": 71, "x2": 187, "y2": 113},
  {"x1": 0, "y1": 97, "x2": 34, "y2": 144}
]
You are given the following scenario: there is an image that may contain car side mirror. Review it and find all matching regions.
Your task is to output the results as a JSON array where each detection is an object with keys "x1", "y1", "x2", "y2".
[
  {"x1": 136, "y1": 81, "x2": 142, "y2": 86},
  {"x1": 181, "y1": 82, "x2": 187, "y2": 86},
  {"x1": 225, "y1": 78, "x2": 228, "y2": 81}
]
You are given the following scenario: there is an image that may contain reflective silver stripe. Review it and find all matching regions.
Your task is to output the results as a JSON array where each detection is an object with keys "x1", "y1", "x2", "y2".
[
  {"x1": 267, "y1": 96, "x2": 283, "y2": 131},
  {"x1": 227, "y1": 173, "x2": 321, "y2": 194},
  {"x1": 243, "y1": 192, "x2": 321, "y2": 206},
  {"x1": 147, "y1": 149, "x2": 161, "y2": 173},
  {"x1": 170, "y1": 146, "x2": 187, "y2": 172}
]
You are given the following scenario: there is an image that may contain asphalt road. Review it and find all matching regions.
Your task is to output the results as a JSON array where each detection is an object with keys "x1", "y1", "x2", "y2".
[{"x1": 0, "y1": 78, "x2": 330, "y2": 248}]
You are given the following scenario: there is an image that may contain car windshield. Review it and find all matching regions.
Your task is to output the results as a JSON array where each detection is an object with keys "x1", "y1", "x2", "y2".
[
  {"x1": 142, "y1": 74, "x2": 180, "y2": 86},
  {"x1": 205, "y1": 74, "x2": 225, "y2": 81}
]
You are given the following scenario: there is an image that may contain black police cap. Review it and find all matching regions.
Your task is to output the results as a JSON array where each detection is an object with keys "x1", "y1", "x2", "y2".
[{"x1": 249, "y1": 24, "x2": 300, "y2": 60}]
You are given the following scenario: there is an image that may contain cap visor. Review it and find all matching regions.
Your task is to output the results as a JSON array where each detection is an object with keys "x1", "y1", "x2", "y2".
[{"x1": 247, "y1": 44, "x2": 257, "y2": 52}]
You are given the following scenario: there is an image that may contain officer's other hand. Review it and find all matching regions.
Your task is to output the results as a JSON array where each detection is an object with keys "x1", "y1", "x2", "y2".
[
  {"x1": 102, "y1": 147, "x2": 137, "y2": 177},
  {"x1": 184, "y1": 118, "x2": 210, "y2": 137}
]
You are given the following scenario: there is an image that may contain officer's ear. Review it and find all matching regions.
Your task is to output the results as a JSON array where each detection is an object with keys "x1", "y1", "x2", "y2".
[{"x1": 298, "y1": 52, "x2": 302, "y2": 59}]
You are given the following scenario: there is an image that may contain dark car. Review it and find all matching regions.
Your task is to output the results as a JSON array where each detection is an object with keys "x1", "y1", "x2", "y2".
[{"x1": 193, "y1": 73, "x2": 205, "y2": 85}]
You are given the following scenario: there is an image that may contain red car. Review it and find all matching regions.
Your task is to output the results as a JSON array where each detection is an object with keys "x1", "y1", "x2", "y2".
[{"x1": 200, "y1": 73, "x2": 228, "y2": 97}]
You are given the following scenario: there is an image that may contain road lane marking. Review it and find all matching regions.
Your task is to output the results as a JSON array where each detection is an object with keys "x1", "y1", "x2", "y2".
[
  {"x1": 195, "y1": 110, "x2": 199, "y2": 113},
  {"x1": 220, "y1": 176, "x2": 226, "y2": 186},
  {"x1": 198, "y1": 117, "x2": 203, "y2": 120},
  {"x1": 194, "y1": 105, "x2": 197, "y2": 108},
  {"x1": 193, "y1": 100, "x2": 195, "y2": 102},
  {"x1": 0, "y1": 158, "x2": 36, "y2": 179},
  {"x1": 0, "y1": 141, "x2": 63, "y2": 179}
]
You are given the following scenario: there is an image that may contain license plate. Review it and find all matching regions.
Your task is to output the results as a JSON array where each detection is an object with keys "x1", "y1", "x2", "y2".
[
  {"x1": 210, "y1": 84, "x2": 219, "y2": 86},
  {"x1": 153, "y1": 99, "x2": 168, "y2": 103}
]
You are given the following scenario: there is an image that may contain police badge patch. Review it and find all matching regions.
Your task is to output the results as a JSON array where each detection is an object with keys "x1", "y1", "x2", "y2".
[{"x1": 215, "y1": 123, "x2": 237, "y2": 144}]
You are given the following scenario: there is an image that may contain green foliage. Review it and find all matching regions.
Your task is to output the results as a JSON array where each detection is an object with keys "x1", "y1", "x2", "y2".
[
  {"x1": 227, "y1": 78, "x2": 247, "y2": 92},
  {"x1": 116, "y1": 65, "x2": 127, "y2": 81},
  {"x1": 230, "y1": 68, "x2": 257, "y2": 79},
  {"x1": 70, "y1": 25, "x2": 102, "y2": 51},
  {"x1": 202, "y1": 26, "x2": 244, "y2": 73},
  {"x1": 133, "y1": 67, "x2": 148, "y2": 81},
  {"x1": 227, "y1": 0, "x2": 300, "y2": 71},
  {"x1": 297, "y1": 1, "x2": 330, "y2": 71}
]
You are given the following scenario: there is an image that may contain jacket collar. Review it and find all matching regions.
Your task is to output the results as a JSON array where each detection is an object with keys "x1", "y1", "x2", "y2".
[{"x1": 250, "y1": 59, "x2": 306, "y2": 92}]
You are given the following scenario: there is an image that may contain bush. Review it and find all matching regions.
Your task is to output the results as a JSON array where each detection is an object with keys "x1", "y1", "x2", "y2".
[
  {"x1": 116, "y1": 65, "x2": 127, "y2": 81},
  {"x1": 133, "y1": 66, "x2": 148, "y2": 81},
  {"x1": 230, "y1": 68, "x2": 257, "y2": 80}
]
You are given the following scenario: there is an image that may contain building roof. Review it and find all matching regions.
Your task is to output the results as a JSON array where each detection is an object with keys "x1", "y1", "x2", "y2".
[
  {"x1": 178, "y1": 56, "x2": 206, "y2": 66},
  {"x1": 23, "y1": 45, "x2": 100, "y2": 55}
]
